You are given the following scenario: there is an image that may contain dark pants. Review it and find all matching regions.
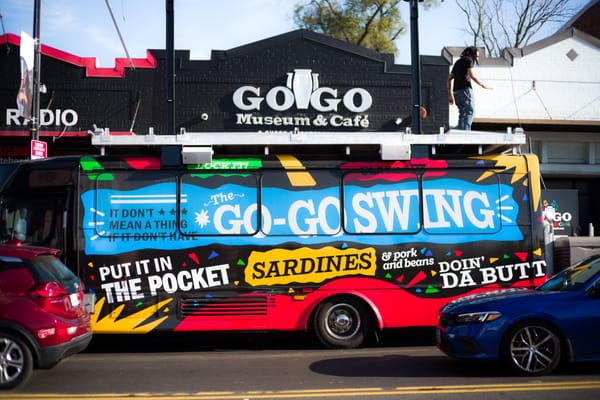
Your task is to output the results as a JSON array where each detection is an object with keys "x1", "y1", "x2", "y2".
[{"x1": 454, "y1": 88, "x2": 474, "y2": 130}]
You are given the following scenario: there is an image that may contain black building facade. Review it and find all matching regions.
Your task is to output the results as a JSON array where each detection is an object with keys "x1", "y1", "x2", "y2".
[{"x1": 0, "y1": 29, "x2": 450, "y2": 160}]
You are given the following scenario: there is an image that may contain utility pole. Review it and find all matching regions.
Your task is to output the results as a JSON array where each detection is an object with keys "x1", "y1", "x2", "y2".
[
  {"x1": 30, "y1": 0, "x2": 42, "y2": 142},
  {"x1": 166, "y1": 0, "x2": 175, "y2": 136},
  {"x1": 405, "y1": 0, "x2": 423, "y2": 135},
  {"x1": 404, "y1": 0, "x2": 428, "y2": 159},
  {"x1": 161, "y1": 0, "x2": 180, "y2": 165}
]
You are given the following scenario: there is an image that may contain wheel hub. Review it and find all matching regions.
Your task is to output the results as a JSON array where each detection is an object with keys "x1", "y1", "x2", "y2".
[{"x1": 332, "y1": 313, "x2": 351, "y2": 332}]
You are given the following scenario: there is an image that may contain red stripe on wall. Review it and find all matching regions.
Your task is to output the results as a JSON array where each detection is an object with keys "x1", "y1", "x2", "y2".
[{"x1": 2, "y1": 33, "x2": 156, "y2": 78}]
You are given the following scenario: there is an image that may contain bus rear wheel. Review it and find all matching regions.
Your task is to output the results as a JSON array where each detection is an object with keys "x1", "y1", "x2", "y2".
[{"x1": 313, "y1": 296, "x2": 372, "y2": 349}]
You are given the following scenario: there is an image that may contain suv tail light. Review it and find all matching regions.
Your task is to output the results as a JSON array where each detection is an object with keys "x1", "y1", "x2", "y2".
[{"x1": 29, "y1": 281, "x2": 78, "y2": 319}]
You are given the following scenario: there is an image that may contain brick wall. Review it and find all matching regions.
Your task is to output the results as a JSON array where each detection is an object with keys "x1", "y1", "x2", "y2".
[{"x1": 1, "y1": 30, "x2": 450, "y2": 143}]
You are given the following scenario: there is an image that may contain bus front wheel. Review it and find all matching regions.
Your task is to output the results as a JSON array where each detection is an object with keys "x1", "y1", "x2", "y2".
[{"x1": 313, "y1": 296, "x2": 372, "y2": 349}]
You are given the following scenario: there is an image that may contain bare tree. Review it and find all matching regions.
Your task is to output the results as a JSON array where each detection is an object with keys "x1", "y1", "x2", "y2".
[{"x1": 456, "y1": 0, "x2": 582, "y2": 56}]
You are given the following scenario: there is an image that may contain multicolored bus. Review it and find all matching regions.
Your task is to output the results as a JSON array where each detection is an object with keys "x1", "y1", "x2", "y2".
[{"x1": 0, "y1": 131, "x2": 547, "y2": 348}]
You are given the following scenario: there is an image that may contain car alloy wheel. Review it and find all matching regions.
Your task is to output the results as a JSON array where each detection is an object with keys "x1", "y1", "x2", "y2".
[
  {"x1": 502, "y1": 321, "x2": 561, "y2": 376},
  {"x1": 0, "y1": 333, "x2": 33, "y2": 389}
]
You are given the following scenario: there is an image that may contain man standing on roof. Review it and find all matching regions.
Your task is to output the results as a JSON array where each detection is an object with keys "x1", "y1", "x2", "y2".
[{"x1": 446, "y1": 46, "x2": 493, "y2": 130}]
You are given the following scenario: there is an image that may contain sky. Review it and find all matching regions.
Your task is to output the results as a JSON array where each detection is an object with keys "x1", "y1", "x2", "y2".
[{"x1": 0, "y1": 0, "x2": 588, "y2": 67}]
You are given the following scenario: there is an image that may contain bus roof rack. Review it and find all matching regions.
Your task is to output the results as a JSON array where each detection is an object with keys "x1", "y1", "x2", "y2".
[{"x1": 90, "y1": 128, "x2": 526, "y2": 163}]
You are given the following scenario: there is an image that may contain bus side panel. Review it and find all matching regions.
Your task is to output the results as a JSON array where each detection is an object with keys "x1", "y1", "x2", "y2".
[{"x1": 75, "y1": 154, "x2": 546, "y2": 334}]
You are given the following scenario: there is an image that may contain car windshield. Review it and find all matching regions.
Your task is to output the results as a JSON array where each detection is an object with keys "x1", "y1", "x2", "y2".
[{"x1": 538, "y1": 255, "x2": 600, "y2": 292}]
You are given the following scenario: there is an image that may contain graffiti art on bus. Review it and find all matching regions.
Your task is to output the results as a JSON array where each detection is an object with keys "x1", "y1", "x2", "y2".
[
  {"x1": 81, "y1": 178, "x2": 521, "y2": 252},
  {"x1": 80, "y1": 154, "x2": 544, "y2": 333}
]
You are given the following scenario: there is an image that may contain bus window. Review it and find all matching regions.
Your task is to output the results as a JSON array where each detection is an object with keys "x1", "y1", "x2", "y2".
[
  {"x1": 261, "y1": 170, "x2": 341, "y2": 236},
  {"x1": 343, "y1": 171, "x2": 420, "y2": 234},
  {"x1": 0, "y1": 163, "x2": 19, "y2": 189},
  {"x1": 422, "y1": 170, "x2": 503, "y2": 235},
  {"x1": 0, "y1": 197, "x2": 61, "y2": 246},
  {"x1": 179, "y1": 172, "x2": 259, "y2": 236},
  {"x1": 90, "y1": 171, "x2": 178, "y2": 240}
]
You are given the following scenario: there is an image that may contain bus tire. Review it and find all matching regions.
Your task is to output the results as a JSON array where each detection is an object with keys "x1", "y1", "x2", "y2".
[{"x1": 313, "y1": 296, "x2": 372, "y2": 349}]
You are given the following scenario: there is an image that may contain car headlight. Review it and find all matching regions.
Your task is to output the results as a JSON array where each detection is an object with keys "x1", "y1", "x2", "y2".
[{"x1": 455, "y1": 311, "x2": 502, "y2": 324}]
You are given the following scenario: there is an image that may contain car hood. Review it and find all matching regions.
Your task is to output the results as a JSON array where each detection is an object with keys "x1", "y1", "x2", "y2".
[{"x1": 441, "y1": 287, "x2": 543, "y2": 312}]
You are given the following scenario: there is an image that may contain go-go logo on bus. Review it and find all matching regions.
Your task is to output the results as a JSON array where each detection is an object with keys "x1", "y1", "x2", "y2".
[
  {"x1": 246, "y1": 246, "x2": 376, "y2": 286},
  {"x1": 232, "y1": 69, "x2": 373, "y2": 113}
]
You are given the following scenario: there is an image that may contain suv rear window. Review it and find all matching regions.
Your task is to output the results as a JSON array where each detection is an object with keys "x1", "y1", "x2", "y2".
[
  {"x1": 29, "y1": 255, "x2": 81, "y2": 293},
  {"x1": 0, "y1": 253, "x2": 80, "y2": 294},
  {"x1": 0, "y1": 255, "x2": 29, "y2": 269}
]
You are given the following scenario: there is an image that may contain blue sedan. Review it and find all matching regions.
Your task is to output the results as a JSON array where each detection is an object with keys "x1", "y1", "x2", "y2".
[{"x1": 437, "y1": 254, "x2": 600, "y2": 376}]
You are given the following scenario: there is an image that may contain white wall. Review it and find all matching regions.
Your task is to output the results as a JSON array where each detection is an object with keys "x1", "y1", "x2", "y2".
[{"x1": 447, "y1": 30, "x2": 600, "y2": 127}]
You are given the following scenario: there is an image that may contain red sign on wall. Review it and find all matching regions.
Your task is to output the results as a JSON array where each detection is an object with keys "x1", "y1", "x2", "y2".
[{"x1": 31, "y1": 139, "x2": 47, "y2": 159}]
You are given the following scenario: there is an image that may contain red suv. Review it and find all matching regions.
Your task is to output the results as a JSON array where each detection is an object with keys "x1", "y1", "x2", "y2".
[{"x1": 0, "y1": 241, "x2": 92, "y2": 389}]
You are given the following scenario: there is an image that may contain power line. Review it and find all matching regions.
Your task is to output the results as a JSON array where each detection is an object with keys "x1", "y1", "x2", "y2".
[
  {"x1": 0, "y1": 11, "x2": 10, "y2": 53},
  {"x1": 104, "y1": 0, "x2": 134, "y2": 69}
]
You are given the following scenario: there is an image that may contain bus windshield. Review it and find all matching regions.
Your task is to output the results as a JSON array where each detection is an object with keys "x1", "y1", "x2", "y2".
[{"x1": 1, "y1": 197, "x2": 59, "y2": 246}]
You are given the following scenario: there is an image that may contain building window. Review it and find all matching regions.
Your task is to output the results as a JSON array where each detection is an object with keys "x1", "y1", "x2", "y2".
[{"x1": 546, "y1": 141, "x2": 586, "y2": 164}]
